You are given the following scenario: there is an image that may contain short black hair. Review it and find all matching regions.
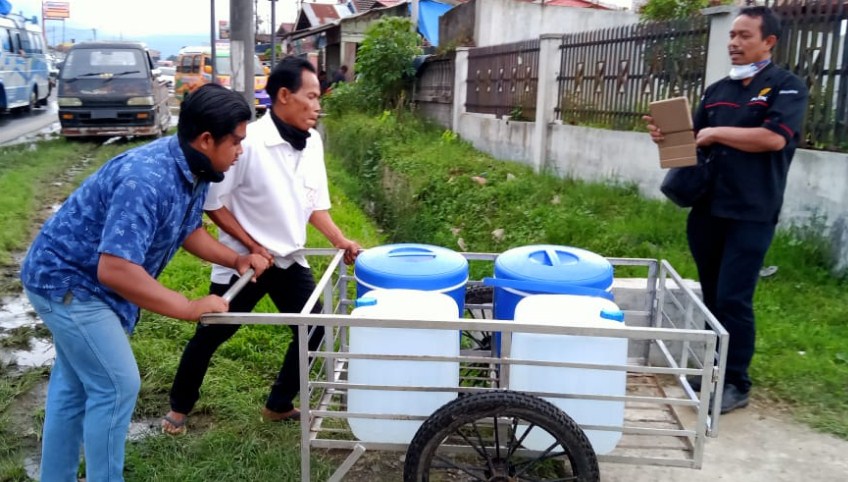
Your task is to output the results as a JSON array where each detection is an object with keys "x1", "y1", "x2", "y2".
[
  {"x1": 739, "y1": 6, "x2": 782, "y2": 42},
  {"x1": 265, "y1": 56, "x2": 317, "y2": 104},
  {"x1": 178, "y1": 84, "x2": 251, "y2": 143}
]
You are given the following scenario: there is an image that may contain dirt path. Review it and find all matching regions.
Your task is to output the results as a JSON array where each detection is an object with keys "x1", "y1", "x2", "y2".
[{"x1": 602, "y1": 398, "x2": 848, "y2": 481}]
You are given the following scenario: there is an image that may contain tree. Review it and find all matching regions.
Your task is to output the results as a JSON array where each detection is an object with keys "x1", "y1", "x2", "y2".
[
  {"x1": 355, "y1": 17, "x2": 422, "y2": 108},
  {"x1": 640, "y1": 0, "x2": 710, "y2": 21}
]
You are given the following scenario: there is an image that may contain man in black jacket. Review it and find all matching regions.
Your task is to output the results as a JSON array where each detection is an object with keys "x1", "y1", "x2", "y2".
[{"x1": 645, "y1": 6, "x2": 809, "y2": 414}]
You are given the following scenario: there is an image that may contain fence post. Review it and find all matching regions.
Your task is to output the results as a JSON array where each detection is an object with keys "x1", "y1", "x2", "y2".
[
  {"x1": 531, "y1": 34, "x2": 561, "y2": 173},
  {"x1": 452, "y1": 47, "x2": 470, "y2": 134},
  {"x1": 702, "y1": 5, "x2": 737, "y2": 87}
]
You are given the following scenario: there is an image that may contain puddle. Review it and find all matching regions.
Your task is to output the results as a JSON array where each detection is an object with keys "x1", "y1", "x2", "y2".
[
  {"x1": 128, "y1": 418, "x2": 161, "y2": 442},
  {"x1": 0, "y1": 338, "x2": 55, "y2": 369},
  {"x1": 23, "y1": 455, "x2": 39, "y2": 480},
  {"x1": 0, "y1": 294, "x2": 55, "y2": 370},
  {"x1": 0, "y1": 295, "x2": 39, "y2": 330}
]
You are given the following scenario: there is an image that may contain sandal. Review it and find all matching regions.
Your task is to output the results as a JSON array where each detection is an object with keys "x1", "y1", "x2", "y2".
[
  {"x1": 161, "y1": 414, "x2": 188, "y2": 435},
  {"x1": 261, "y1": 407, "x2": 301, "y2": 423}
]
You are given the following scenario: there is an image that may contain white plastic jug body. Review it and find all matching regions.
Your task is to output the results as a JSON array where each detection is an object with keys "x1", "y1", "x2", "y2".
[
  {"x1": 508, "y1": 294, "x2": 627, "y2": 455},
  {"x1": 348, "y1": 289, "x2": 460, "y2": 444}
]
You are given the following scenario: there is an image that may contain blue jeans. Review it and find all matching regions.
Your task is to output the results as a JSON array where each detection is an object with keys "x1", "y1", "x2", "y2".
[{"x1": 26, "y1": 289, "x2": 141, "y2": 482}]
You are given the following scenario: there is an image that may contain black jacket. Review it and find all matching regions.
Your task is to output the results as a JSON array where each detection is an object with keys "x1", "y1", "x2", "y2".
[{"x1": 693, "y1": 63, "x2": 808, "y2": 223}]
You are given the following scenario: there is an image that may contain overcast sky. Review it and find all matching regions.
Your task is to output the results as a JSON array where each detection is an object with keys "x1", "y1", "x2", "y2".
[{"x1": 11, "y1": 0, "x2": 302, "y2": 37}]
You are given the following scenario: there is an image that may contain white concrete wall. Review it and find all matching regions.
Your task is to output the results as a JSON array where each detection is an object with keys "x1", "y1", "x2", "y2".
[
  {"x1": 456, "y1": 113, "x2": 536, "y2": 164},
  {"x1": 474, "y1": 0, "x2": 640, "y2": 47}
]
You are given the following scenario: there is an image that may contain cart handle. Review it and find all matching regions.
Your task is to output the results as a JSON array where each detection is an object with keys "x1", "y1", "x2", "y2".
[
  {"x1": 222, "y1": 268, "x2": 255, "y2": 303},
  {"x1": 482, "y1": 277, "x2": 614, "y2": 301}
]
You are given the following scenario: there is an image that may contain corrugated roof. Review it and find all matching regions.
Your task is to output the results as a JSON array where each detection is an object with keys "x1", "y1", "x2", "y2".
[
  {"x1": 353, "y1": 0, "x2": 378, "y2": 11},
  {"x1": 300, "y1": 2, "x2": 356, "y2": 28}
]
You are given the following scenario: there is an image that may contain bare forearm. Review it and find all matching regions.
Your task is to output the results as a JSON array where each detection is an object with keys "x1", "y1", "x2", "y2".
[
  {"x1": 309, "y1": 210, "x2": 345, "y2": 247},
  {"x1": 697, "y1": 127, "x2": 786, "y2": 152},
  {"x1": 309, "y1": 210, "x2": 361, "y2": 265},
  {"x1": 97, "y1": 253, "x2": 196, "y2": 320},
  {"x1": 207, "y1": 208, "x2": 261, "y2": 251},
  {"x1": 181, "y1": 227, "x2": 239, "y2": 268}
]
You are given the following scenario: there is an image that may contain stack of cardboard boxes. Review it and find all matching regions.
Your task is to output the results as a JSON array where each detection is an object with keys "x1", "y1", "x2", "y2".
[{"x1": 649, "y1": 97, "x2": 698, "y2": 168}]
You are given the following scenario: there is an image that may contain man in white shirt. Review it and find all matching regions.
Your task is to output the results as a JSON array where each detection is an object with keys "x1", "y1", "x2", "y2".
[{"x1": 162, "y1": 56, "x2": 361, "y2": 434}]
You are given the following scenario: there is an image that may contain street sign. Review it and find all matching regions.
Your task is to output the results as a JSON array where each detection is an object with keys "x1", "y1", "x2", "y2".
[{"x1": 42, "y1": 1, "x2": 70, "y2": 20}]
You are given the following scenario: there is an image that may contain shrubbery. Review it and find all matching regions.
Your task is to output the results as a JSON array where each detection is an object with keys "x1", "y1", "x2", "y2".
[{"x1": 322, "y1": 16, "x2": 421, "y2": 115}]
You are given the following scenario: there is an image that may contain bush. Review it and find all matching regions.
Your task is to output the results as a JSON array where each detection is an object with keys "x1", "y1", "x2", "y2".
[{"x1": 354, "y1": 16, "x2": 422, "y2": 109}]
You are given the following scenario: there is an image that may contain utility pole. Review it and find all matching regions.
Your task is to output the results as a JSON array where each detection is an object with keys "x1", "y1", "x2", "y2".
[
  {"x1": 211, "y1": 0, "x2": 217, "y2": 84},
  {"x1": 411, "y1": 0, "x2": 419, "y2": 33},
  {"x1": 231, "y1": 0, "x2": 256, "y2": 118},
  {"x1": 270, "y1": 0, "x2": 277, "y2": 70}
]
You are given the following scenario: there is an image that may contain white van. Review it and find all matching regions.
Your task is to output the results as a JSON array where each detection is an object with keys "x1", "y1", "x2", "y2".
[{"x1": 0, "y1": 13, "x2": 50, "y2": 112}]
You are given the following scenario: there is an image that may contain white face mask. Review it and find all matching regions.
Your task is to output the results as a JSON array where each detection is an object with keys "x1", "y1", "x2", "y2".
[{"x1": 729, "y1": 59, "x2": 771, "y2": 80}]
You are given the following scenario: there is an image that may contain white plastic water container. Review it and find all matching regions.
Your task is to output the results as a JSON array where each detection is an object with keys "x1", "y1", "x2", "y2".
[
  {"x1": 508, "y1": 294, "x2": 627, "y2": 455},
  {"x1": 347, "y1": 289, "x2": 460, "y2": 444}
]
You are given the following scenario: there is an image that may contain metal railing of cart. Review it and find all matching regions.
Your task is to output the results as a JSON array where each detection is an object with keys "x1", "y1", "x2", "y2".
[{"x1": 202, "y1": 248, "x2": 729, "y2": 481}]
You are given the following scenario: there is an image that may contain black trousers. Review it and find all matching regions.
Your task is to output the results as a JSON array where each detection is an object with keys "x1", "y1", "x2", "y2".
[
  {"x1": 687, "y1": 208, "x2": 775, "y2": 393},
  {"x1": 169, "y1": 264, "x2": 324, "y2": 414}
]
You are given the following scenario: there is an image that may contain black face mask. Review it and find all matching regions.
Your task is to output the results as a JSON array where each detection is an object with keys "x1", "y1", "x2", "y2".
[
  {"x1": 270, "y1": 110, "x2": 311, "y2": 151},
  {"x1": 179, "y1": 137, "x2": 225, "y2": 183}
]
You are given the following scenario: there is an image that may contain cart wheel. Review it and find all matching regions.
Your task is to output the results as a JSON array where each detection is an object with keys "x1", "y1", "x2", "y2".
[
  {"x1": 462, "y1": 285, "x2": 493, "y2": 351},
  {"x1": 404, "y1": 391, "x2": 599, "y2": 482}
]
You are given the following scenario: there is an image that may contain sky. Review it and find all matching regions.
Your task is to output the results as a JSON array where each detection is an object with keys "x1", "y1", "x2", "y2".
[{"x1": 10, "y1": 0, "x2": 303, "y2": 38}]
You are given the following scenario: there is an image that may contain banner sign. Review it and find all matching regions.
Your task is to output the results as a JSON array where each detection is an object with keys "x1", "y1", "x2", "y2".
[{"x1": 43, "y1": 1, "x2": 71, "y2": 20}]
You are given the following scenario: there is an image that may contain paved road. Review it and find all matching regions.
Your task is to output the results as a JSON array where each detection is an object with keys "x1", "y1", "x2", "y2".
[{"x1": 0, "y1": 93, "x2": 59, "y2": 146}]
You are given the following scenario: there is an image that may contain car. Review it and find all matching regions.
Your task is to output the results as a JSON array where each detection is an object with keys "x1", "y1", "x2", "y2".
[
  {"x1": 57, "y1": 41, "x2": 171, "y2": 139},
  {"x1": 158, "y1": 65, "x2": 175, "y2": 89}
]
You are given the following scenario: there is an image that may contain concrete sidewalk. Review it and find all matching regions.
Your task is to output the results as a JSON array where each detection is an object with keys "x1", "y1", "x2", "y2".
[{"x1": 602, "y1": 398, "x2": 848, "y2": 481}]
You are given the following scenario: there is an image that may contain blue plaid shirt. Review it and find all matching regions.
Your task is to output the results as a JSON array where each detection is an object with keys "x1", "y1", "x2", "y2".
[{"x1": 21, "y1": 136, "x2": 207, "y2": 333}]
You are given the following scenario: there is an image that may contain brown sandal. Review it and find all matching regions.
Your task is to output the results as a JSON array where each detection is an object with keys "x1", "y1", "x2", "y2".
[{"x1": 161, "y1": 414, "x2": 187, "y2": 435}]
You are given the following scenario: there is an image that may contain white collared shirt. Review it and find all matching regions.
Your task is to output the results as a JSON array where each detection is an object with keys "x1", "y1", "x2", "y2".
[{"x1": 204, "y1": 114, "x2": 331, "y2": 283}]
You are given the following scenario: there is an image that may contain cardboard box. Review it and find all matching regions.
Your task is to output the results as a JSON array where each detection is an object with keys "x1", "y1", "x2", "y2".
[{"x1": 649, "y1": 97, "x2": 697, "y2": 168}]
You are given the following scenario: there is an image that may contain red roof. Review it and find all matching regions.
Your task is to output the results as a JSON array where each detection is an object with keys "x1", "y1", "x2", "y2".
[{"x1": 310, "y1": 4, "x2": 343, "y2": 24}]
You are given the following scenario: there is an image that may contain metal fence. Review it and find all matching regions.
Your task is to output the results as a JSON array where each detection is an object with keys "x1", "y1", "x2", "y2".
[
  {"x1": 768, "y1": 0, "x2": 848, "y2": 150},
  {"x1": 466, "y1": 39, "x2": 540, "y2": 120},
  {"x1": 413, "y1": 53, "x2": 455, "y2": 105},
  {"x1": 556, "y1": 17, "x2": 710, "y2": 131}
]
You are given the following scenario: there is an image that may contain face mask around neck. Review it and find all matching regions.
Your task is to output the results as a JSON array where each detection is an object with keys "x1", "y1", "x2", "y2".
[{"x1": 729, "y1": 59, "x2": 771, "y2": 80}]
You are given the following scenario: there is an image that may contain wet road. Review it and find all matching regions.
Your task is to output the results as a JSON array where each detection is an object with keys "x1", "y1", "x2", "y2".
[{"x1": 0, "y1": 93, "x2": 60, "y2": 146}]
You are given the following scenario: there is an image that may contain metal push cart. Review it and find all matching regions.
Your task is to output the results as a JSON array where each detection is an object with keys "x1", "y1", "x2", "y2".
[{"x1": 203, "y1": 248, "x2": 729, "y2": 481}]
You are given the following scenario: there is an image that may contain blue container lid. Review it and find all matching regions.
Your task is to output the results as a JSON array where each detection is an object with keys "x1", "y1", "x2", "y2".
[
  {"x1": 494, "y1": 245, "x2": 613, "y2": 290},
  {"x1": 355, "y1": 243, "x2": 468, "y2": 290}
]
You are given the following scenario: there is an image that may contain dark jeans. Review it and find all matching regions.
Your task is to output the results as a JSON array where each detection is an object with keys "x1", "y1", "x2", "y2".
[
  {"x1": 169, "y1": 264, "x2": 324, "y2": 414},
  {"x1": 687, "y1": 209, "x2": 775, "y2": 393}
]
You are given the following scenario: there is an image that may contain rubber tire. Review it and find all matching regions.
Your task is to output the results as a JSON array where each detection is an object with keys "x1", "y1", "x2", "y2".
[
  {"x1": 403, "y1": 390, "x2": 600, "y2": 482},
  {"x1": 25, "y1": 88, "x2": 37, "y2": 112}
]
